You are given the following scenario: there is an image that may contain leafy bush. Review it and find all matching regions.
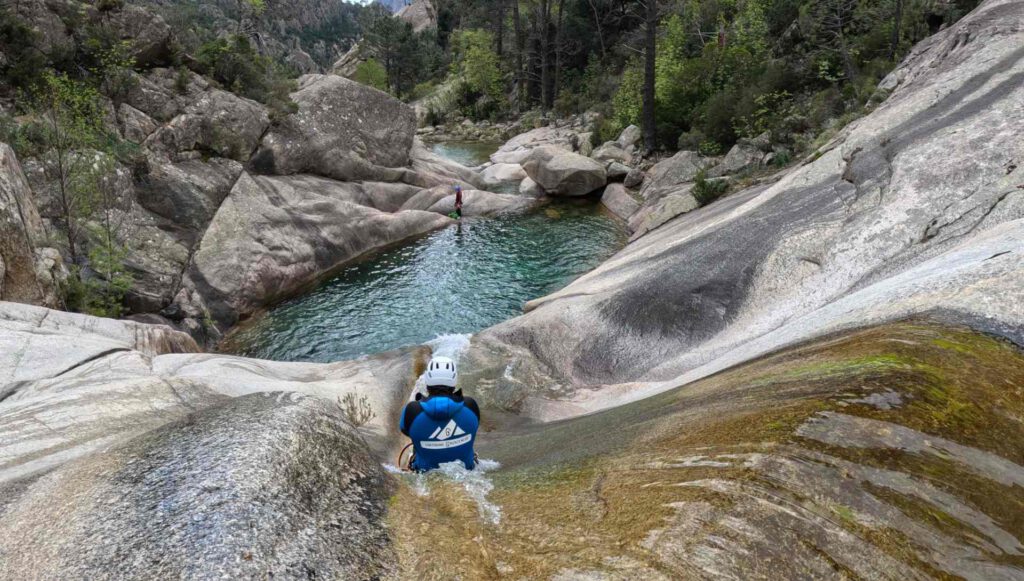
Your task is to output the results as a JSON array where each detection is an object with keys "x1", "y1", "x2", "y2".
[
  {"x1": 354, "y1": 58, "x2": 389, "y2": 91},
  {"x1": 692, "y1": 169, "x2": 729, "y2": 206},
  {"x1": 677, "y1": 129, "x2": 705, "y2": 152},
  {"x1": 195, "y1": 35, "x2": 297, "y2": 119}
]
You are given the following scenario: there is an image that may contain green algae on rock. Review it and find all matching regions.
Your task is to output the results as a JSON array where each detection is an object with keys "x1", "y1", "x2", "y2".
[{"x1": 390, "y1": 321, "x2": 1024, "y2": 579}]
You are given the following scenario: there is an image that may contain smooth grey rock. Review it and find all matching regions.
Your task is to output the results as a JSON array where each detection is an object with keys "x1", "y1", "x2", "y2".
[
  {"x1": 522, "y1": 146, "x2": 607, "y2": 197},
  {"x1": 624, "y1": 167, "x2": 645, "y2": 188},
  {"x1": 640, "y1": 151, "x2": 706, "y2": 201},
  {"x1": 464, "y1": 0, "x2": 1024, "y2": 415},
  {"x1": 0, "y1": 393, "x2": 396, "y2": 580},
  {"x1": 0, "y1": 144, "x2": 59, "y2": 307},
  {"x1": 0, "y1": 301, "x2": 415, "y2": 481},
  {"x1": 481, "y1": 163, "x2": 527, "y2": 185},
  {"x1": 707, "y1": 141, "x2": 764, "y2": 178},
  {"x1": 601, "y1": 183, "x2": 640, "y2": 221},
  {"x1": 426, "y1": 190, "x2": 537, "y2": 217},
  {"x1": 491, "y1": 126, "x2": 580, "y2": 165},
  {"x1": 174, "y1": 172, "x2": 450, "y2": 332},
  {"x1": 606, "y1": 162, "x2": 631, "y2": 181},
  {"x1": 520, "y1": 177, "x2": 542, "y2": 197},
  {"x1": 627, "y1": 186, "x2": 699, "y2": 237},
  {"x1": 250, "y1": 75, "x2": 416, "y2": 182},
  {"x1": 616, "y1": 124, "x2": 642, "y2": 149},
  {"x1": 592, "y1": 142, "x2": 631, "y2": 164},
  {"x1": 407, "y1": 138, "x2": 485, "y2": 189}
]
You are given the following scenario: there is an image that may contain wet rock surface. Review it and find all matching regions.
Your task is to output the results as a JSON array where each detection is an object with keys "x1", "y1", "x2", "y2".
[
  {"x1": 466, "y1": 0, "x2": 1024, "y2": 402},
  {"x1": 0, "y1": 393, "x2": 396, "y2": 580},
  {"x1": 399, "y1": 321, "x2": 1024, "y2": 580}
]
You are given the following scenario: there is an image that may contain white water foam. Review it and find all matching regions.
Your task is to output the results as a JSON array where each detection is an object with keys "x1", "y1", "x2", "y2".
[
  {"x1": 426, "y1": 333, "x2": 472, "y2": 360},
  {"x1": 411, "y1": 333, "x2": 473, "y2": 399},
  {"x1": 382, "y1": 459, "x2": 503, "y2": 525}
]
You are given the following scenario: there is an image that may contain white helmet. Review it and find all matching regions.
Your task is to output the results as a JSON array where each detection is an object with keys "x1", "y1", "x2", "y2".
[{"x1": 424, "y1": 356, "x2": 458, "y2": 388}]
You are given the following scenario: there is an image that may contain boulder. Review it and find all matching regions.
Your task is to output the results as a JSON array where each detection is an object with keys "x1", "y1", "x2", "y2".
[
  {"x1": 425, "y1": 190, "x2": 538, "y2": 217},
  {"x1": 124, "y1": 68, "x2": 212, "y2": 123},
  {"x1": 144, "y1": 89, "x2": 270, "y2": 162},
  {"x1": 627, "y1": 186, "x2": 700, "y2": 238},
  {"x1": 481, "y1": 163, "x2": 527, "y2": 185},
  {"x1": 0, "y1": 144, "x2": 59, "y2": 307},
  {"x1": 520, "y1": 177, "x2": 542, "y2": 197},
  {"x1": 491, "y1": 126, "x2": 581, "y2": 165},
  {"x1": 601, "y1": 183, "x2": 640, "y2": 221},
  {"x1": 616, "y1": 124, "x2": 642, "y2": 149},
  {"x1": 117, "y1": 103, "x2": 158, "y2": 144},
  {"x1": 592, "y1": 142, "x2": 632, "y2": 164},
  {"x1": 707, "y1": 141, "x2": 764, "y2": 178},
  {"x1": 606, "y1": 161, "x2": 631, "y2": 181},
  {"x1": 640, "y1": 150, "x2": 707, "y2": 201},
  {"x1": 135, "y1": 157, "x2": 245, "y2": 240},
  {"x1": 577, "y1": 132, "x2": 594, "y2": 157},
  {"x1": 173, "y1": 172, "x2": 450, "y2": 333},
  {"x1": 522, "y1": 146, "x2": 607, "y2": 197},
  {"x1": 250, "y1": 75, "x2": 417, "y2": 182},
  {"x1": 100, "y1": 4, "x2": 173, "y2": 68},
  {"x1": 624, "y1": 167, "x2": 645, "y2": 188}
]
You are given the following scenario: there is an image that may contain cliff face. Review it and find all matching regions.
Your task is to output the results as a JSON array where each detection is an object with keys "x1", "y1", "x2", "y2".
[
  {"x1": 462, "y1": 0, "x2": 1024, "y2": 420},
  {"x1": 132, "y1": 0, "x2": 365, "y2": 70}
]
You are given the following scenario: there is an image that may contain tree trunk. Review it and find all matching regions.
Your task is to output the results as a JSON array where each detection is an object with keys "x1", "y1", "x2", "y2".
[
  {"x1": 539, "y1": 0, "x2": 551, "y2": 110},
  {"x1": 586, "y1": 0, "x2": 606, "y2": 58},
  {"x1": 552, "y1": 0, "x2": 566, "y2": 107},
  {"x1": 495, "y1": 0, "x2": 505, "y2": 57},
  {"x1": 641, "y1": 0, "x2": 657, "y2": 152},
  {"x1": 513, "y1": 0, "x2": 525, "y2": 109},
  {"x1": 889, "y1": 0, "x2": 903, "y2": 60}
]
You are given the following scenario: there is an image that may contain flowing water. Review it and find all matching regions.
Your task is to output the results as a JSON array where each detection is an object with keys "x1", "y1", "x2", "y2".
[{"x1": 223, "y1": 142, "x2": 627, "y2": 363}]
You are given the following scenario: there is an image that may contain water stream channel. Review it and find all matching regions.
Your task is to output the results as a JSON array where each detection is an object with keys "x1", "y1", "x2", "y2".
[{"x1": 222, "y1": 142, "x2": 628, "y2": 362}]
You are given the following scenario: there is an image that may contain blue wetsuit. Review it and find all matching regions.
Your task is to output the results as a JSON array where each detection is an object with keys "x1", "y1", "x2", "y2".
[{"x1": 399, "y1": 391, "x2": 480, "y2": 471}]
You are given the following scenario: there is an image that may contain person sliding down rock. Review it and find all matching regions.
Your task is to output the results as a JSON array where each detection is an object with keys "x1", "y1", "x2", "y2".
[{"x1": 399, "y1": 356, "x2": 480, "y2": 471}]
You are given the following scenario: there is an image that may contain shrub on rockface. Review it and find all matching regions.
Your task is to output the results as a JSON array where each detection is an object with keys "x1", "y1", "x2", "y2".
[
  {"x1": 195, "y1": 35, "x2": 297, "y2": 120},
  {"x1": 354, "y1": 58, "x2": 389, "y2": 91}
]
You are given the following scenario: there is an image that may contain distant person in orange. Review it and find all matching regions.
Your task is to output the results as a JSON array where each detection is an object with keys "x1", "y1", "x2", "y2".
[{"x1": 454, "y1": 185, "x2": 463, "y2": 219}]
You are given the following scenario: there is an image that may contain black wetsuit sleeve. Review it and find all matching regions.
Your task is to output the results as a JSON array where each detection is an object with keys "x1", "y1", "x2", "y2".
[
  {"x1": 401, "y1": 401, "x2": 422, "y2": 437},
  {"x1": 464, "y1": 397, "x2": 481, "y2": 421}
]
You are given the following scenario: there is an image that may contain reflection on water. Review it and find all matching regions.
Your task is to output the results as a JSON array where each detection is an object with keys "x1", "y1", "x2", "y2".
[{"x1": 222, "y1": 142, "x2": 626, "y2": 363}]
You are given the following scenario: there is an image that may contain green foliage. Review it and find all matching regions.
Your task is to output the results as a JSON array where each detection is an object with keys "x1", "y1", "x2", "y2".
[
  {"x1": 612, "y1": 62, "x2": 643, "y2": 129},
  {"x1": 87, "y1": 40, "x2": 137, "y2": 105},
  {"x1": 692, "y1": 169, "x2": 729, "y2": 206},
  {"x1": 354, "y1": 58, "x2": 389, "y2": 91},
  {"x1": 451, "y1": 29, "x2": 502, "y2": 102},
  {"x1": 733, "y1": 90, "x2": 793, "y2": 139},
  {"x1": 360, "y1": 5, "x2": 446, "y2": 98},
  {"x1": 0, "y1": 10, "x2": 48, "y2": 92},
  {"x1": 25, "y1": 71, "x2": 134, "y2": 317},
  {"x1": 444, "y1": 28, "x2": 504, "y2": 119},
  {"x1": 195, "y1": 35, "x2": 297, "y2": 119}
]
